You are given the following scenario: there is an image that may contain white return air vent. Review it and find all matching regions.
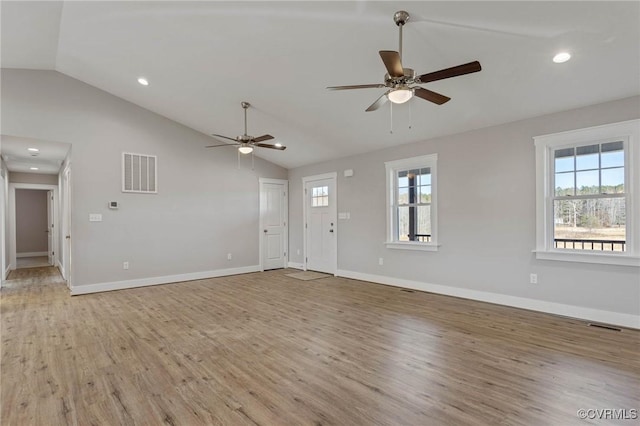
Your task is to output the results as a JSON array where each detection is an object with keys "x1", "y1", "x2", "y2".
[{"x1": 122, "y1": 152, "x2": 157, "y2": 193}]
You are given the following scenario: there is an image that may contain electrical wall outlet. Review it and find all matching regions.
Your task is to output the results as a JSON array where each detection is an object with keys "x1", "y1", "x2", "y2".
[
  {"x1": 379, "y1": 257, "x2": 384, "y2": 265},
  {"x1": 530, "y1": 273, "x2": 538, "y2": 284},
  {"x1": 123, "y1": 261, "x2": 129, "y2": 270},
  {"x1": 227, "y1": 253, "x2": 232, "y2": 261},
  {"x1": 297, "y1": 249, "x2": 301, "y2": 255}
]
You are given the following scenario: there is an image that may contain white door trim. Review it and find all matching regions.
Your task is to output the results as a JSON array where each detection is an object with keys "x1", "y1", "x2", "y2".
[
  {"x1": 259, "y1": 178, "x2": 288, "y2": 271},
  {"x1": 0, "y1": 173, "x2": 6, "y2": 282},
  {"x1": 302, "y1": 172, "x2": 338, "y2": 275},
  {"x1": 61, "y1": 164, "x2": 72, "y2": 288},
  {"x1": 9, "y1": 183, "x2": 59, "y2": 271}
]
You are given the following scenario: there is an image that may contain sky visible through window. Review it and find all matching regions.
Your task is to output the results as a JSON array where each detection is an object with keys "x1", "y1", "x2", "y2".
[{"x1": 554, "y1": 142, "x2": 624, "y2": 195}]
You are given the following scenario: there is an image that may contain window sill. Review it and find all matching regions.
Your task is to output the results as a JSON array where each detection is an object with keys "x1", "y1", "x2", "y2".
[
  {"x1": 534, "y1": 250, "x2": 640, "y2": 267},
  {"x1": 386, "y1": 242, "x2": 439, "y2": 252}
]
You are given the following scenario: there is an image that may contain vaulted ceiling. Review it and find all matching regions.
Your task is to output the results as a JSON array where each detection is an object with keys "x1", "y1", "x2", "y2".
[{"x1": 2, "y1": 1, "x2": 639, "y2": 169}]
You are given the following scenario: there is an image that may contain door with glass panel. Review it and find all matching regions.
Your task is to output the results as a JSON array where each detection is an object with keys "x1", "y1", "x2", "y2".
[{"x1": 304, "y1": 176, "x2": 336, "y2": 274}]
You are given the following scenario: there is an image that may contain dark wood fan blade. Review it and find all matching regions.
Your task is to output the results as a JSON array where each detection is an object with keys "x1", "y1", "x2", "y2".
[
  {"x1": 379, "y1": 51, "x2": 404, "y2": 78},
  {"x1": 414, "y1": 87, "x2": 451, "y2": 105},
  {"x1": 206, "y1": 143, "x2": 238, "y2": 148},
  {"x1": 417, "y1": 61, "x2": 481, "y2": 84},
  {"x1": 254, "y1": 143, "x2": 286, "y2": 150},
  {"x1": 211, "y1": 133, "x2": 238, "y2": 142},
  {"x1": 327, "y1": 84, "x2": 385, "y2": 90},
  {"x1": 252, "y1": 134, "x2": 274, "y2": 143},
  {"x1": 366, "y1": 91, "x2": 390, "y2": 112}
]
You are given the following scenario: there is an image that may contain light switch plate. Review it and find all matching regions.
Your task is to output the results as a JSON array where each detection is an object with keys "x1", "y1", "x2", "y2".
[{"x1": 89, "y1": 214, "x2": 102, "y2": 222}]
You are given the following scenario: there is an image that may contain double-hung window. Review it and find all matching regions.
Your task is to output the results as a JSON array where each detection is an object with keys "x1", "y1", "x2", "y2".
[
  {"x1": 385, "y1": 154, "x2": 438, "y2": 251},
  {"x1": 534, "y1": 120, "x2": 639, "y2": 266}
]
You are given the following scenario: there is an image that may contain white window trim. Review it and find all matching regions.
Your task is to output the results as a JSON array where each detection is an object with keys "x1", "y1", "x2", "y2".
[
  {"x1": 385, "y1": 154, "x2": 438, "y2": 252},
  {"x1": 534, "y1": 119, "x2": 640, "y2": 267}
]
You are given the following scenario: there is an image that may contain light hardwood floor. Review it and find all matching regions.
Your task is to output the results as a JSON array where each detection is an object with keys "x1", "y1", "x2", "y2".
[
  {"x1": 16, "y1": 256, "x2": 50, "y2": 269},
  {"x1": 1, "y1": 267, "x2": 638, "y2": 425}
]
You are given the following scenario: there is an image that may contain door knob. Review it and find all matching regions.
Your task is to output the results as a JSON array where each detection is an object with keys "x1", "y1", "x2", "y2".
[
  {"x1": 66, "y1": 235, "x2": 71, "y2": 239},
  {"x1": 329, "y1": 229, "x2": 334, "y2": 233},
  {"x1": 264, "y1": 229, "x2": 268, "y2": 233}
]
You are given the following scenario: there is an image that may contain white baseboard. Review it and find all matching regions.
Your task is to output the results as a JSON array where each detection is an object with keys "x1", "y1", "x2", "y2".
[
  {"x1": 17, "y1": 252, "x2": 48, "y2": 258},
  {"x1": 336, "y1": 269, "x2": 640, "y2": 330},
  {"x1": 70, "y1": 265, "x2": 261, "y2": 296},
  {"x1": 56, "y1": 260, "x2": 65, "y2": 279},
  {"x1": 287, "y1": 262, "x2": 305, "y2": 270},
  {"x1": 2, "y1": 263, "x2": 12, "y2": 282}
]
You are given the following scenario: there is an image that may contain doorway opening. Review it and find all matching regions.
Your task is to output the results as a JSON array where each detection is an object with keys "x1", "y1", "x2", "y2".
[
  {"x1": 9, "y1": 184, "x2": 58, "y2": 271},
  {"x1": 14, "y1": 188, "x2": 52, "y2": 268}
]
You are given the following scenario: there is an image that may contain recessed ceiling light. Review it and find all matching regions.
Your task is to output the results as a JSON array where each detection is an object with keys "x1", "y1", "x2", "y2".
[
  {"x1": 553, "y1": 52, "x2": 571, "y2": 63},
  {"x1": 30, "y1": 167, "x2": 39, "y2": 170},
  {"x1": 27, "y1": 147, "x2": 39, "y2": 152},
  {"x1": 137, "y1": 77, "x2": 149, "y2": 86}
]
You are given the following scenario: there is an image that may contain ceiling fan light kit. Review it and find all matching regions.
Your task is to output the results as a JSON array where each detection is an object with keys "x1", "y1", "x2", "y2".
[
  {"x1": 388, "y1": 88, "x2": 414, "y2": 104},
  {"x1": 238, "y1": 144, "x2": 254, "y2": 154},
  {"x1": 328, "y1": 10, "x2": 482, "y2": 112}
]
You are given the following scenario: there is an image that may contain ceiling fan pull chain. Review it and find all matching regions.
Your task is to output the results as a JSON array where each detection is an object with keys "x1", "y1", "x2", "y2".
[
  {"x1": 409, "y1": 101, "x2": 412, "y2": 130},
  {"x1": 389, "y1": 102, "x2": 393, "y2": 134},
  {"x1": 237, "y1": 149, "x2": 240, "y2": 169},
  {"x1": 251, "y1": 151, "x2": 255, "y2": 170}
]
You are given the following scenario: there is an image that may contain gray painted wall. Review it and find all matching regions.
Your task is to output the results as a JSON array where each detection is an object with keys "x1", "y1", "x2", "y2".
[
  {"x1": 288, "y1": 96, "x2": 640, "y2": 317},
  {"x1": 2, "y1": 69, "x2": 287, "y2": 287},
  {"x1": 15, "y1": 189, "x2": 48, "y2": 254},
  {"x1": 9, "y1": 172, "x2": 58, "y2": 185}
]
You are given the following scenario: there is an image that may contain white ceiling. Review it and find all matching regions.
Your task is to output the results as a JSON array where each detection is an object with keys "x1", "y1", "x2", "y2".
[
  {"x1": 1, "y1": 135, "x2": 71, "y2": 175},
  {"x1": 2, "y1": 1, "x2": 639, "y2": 169}
]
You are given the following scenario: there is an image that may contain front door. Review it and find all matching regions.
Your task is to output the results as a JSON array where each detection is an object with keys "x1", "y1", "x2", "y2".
[
  {"x1": 304, "y1": 175, "x2": 336, "y2": 274},
  {"x1": 260, "y1": 179, "x2": 287, "y2": 270}
]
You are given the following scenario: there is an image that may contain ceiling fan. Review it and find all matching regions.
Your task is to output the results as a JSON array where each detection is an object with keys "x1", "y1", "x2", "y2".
[
  {"x1": 206, "y1": 102, "x2": 285, "y2": 154},
  {"x1": 327, "y1": 10, "x2": 482, "y2": 112}
]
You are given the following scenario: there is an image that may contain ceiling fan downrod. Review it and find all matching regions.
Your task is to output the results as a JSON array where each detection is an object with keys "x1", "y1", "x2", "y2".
[
  {"x1": 241, "y1": 101, "x2": 250, "y2": 137},
  {"x1": 394, "y1": 10, "x2": 410, "y2": 62}
]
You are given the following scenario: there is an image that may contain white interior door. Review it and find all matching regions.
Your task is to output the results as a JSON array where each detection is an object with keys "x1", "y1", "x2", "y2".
[
  {"x1": 0, "y1": 173, "x2": 5, "y2": 281},
  {"x1": 304, "y1": 175, "x2": 336, "y2": 274},
  {"x1": 47, "y1": 190, "x2": 53, "y2": 265},
  {"x1": 260, "y1": 179, "x2": 288, "y2": 270},
  {"x1": 62, "y1": 167, "x2": 72, "y2": 285}
]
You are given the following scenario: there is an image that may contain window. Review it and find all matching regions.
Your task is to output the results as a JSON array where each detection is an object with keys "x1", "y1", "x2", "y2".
[
  {"x1": 385, "y1": 154, "x2": 438, "y2": 251},
  {"x1": 534, "y1": 120, "x2": 639, "y2": 266},
  {"x1": 311, "y1": 186, "x2": 329, "y2": 207}
]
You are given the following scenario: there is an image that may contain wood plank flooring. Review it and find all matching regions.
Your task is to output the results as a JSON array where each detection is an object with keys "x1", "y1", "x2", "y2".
[{"x1": 1, "y1": 267, "x2": 638, "y2": 425}]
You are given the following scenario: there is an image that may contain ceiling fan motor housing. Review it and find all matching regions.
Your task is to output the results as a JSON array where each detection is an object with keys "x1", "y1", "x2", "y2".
[
  {"x1": 384, "y1": 68, "x2": 416, "y2": 88},
  {"x1": 393, "y1": 11, "x2": 410, "y2": 26}
]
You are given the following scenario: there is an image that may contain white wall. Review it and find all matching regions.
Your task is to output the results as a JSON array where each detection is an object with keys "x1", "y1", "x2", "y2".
[
  {"x1": 9, "y1": 172, "x2": 58, "y2": 185},
  {"x1": 288, "y1": 96, "x2": 640, "y2": 325},
  {"x1": 2, "y1": 69, "x2": 287, "y2": 290}
]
